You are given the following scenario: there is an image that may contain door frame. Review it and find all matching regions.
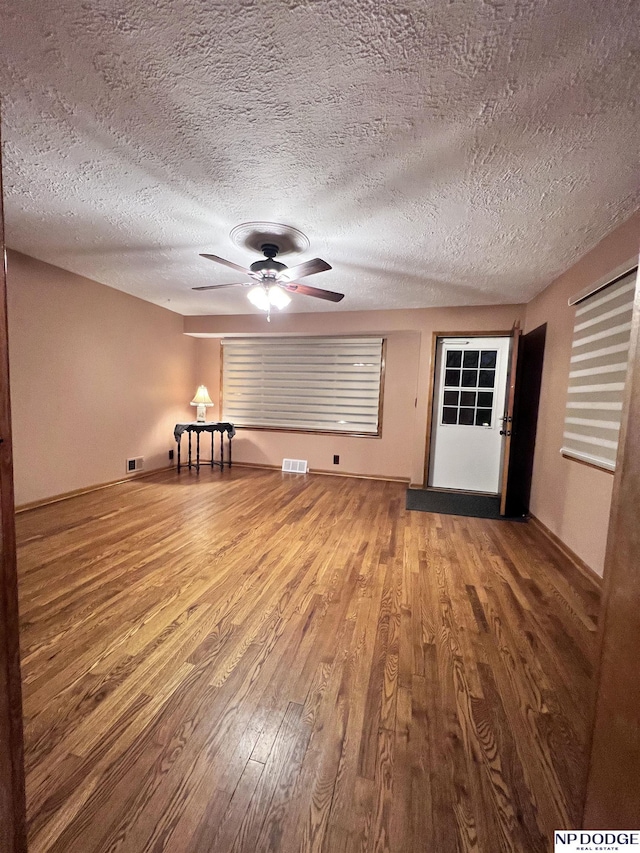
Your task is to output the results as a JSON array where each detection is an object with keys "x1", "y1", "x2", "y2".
[
  {"x1": 422, "y1": 329, "x2": 515, "y2": 490},
  {"x1": 0, "y1": 119, "x2": 28, "y2": 853},
  {"x1": 499, "y1": 324, "x2": 522, "y2": 514}
]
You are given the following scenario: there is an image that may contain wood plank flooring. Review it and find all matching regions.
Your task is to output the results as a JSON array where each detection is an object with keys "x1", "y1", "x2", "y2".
[{"x1": 16, "y1": 468, "x2": 601, "y2": 852}]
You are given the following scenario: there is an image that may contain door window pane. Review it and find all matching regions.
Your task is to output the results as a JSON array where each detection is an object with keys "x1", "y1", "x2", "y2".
[
  {"x1": 476, "y1": 409, "x2": 493, "y2": 426},
  {"x1": 442, "y1": 407, "x2": 458, "y2": 424},
  {"x1": 478, "y1": 370, "x2": 495, "y2": 388},
  {"x1": 446, "y1": 350, "x2": 462, "y2": 367},
  {"x1": 480, "y1": 350, "x2": 497, "y2": 368},
  {"x1": 463, "y1": 350, "x2": 479, "y2": 368},
  {"x1": 443, "y1": 390, "x2": 459, "y2": 406},
  {"x1": 459, "y1": 408, "x2": 474, "y2": 425},
  {"x1": 445, "y1": 369, "x2": 461, "y2": 386},
  {"x1": 477, "y1": 391, "x2": 493, "y2": 407},
  {"x1": 460, "y1": 391, "x2": 476, "y2": 406},
  {"x1": 461, "y1": 370, "x2": 477, "y2": 387}
]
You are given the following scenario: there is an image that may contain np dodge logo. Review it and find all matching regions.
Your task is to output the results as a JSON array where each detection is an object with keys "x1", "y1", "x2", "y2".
[{"x1": 555, "y1": 831, "x2": 640, "y2": 852}]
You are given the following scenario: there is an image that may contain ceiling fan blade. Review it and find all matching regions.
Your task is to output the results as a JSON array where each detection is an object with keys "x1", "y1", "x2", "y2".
[
  {"x1": 200, "y1": 253, "x2": 251, "y2": 275},
  {"x1": 280, "y1": 281, "x2": 344, "y2": 302},
  {"x1": 279, "y1": 258, "x2": 332, "y2": 280},
  {"x1": 192, "y1": 281, "x2": 253, "y2": 291}
]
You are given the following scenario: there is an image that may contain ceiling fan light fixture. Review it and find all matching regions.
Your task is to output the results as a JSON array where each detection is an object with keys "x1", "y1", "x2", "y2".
[
  {"x1": 268, "y1": 286, "x2": 291, "y2": 310},
  {"x1": 247, "y1": 284, "x2": 291, "y2": 313},
  {"x1": 247, "y1": 285, "x2": 271, "y2": 311}
]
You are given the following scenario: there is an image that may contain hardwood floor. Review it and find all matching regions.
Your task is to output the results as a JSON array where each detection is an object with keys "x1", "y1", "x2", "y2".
[{"x1": 16, "y1": 468, "x2": 601, "y2": 853}]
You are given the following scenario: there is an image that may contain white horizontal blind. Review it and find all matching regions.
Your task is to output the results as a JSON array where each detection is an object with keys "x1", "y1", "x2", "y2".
[
  {"x1": 222, "y1": 337, "x2": 384, "y2": 434},
  {"x1": 562, "y1": 268, "x2": 637, "y2": 470}
]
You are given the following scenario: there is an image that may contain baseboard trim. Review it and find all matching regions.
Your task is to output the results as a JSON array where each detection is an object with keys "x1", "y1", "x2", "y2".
[
  {"x1": 231, "y1": 461, "x2": 281, "y2": 473},
  {"x1": 528, "y1": 514, "x2": 603, "y2": 590},
  {"x1": 15, "y1": 466, "x2": 171, "y2": 513},
  {"x1": 310, "y1": 468, "x2": 410, "y2": 484},
  {"x1": 232, "y1": 461, "x2": 410, "y2": 485}
]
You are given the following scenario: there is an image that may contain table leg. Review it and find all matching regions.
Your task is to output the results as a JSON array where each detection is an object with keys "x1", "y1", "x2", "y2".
[
  {"x1": 220, "y1": 430, "x2": 224, "y2": 468},
  {"x1": 229, "y1": 434, "x2": 232, "y2": 467},
  {"x1": 188, "y1": 432, "x2": 192, "y2": 470},
  {"x1": 177, "y1": 437, "x2": 181, "y2": 471},
  {"x1": 196, "y1": 431, "x2": 201, "y2": 472},
  {"x1": 211, "y1": 432, "x2": 214, "y2": 468}
]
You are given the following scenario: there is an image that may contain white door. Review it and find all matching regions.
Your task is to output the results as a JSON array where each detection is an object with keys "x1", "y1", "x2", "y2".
[{"x1": 429, "y1": 336, "x2": 511, "y2": 493}]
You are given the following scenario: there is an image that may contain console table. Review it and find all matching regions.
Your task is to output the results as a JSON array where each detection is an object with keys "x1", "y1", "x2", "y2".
[{"x1": 174, "y1": 422, "x2": 235, "y2": 472}]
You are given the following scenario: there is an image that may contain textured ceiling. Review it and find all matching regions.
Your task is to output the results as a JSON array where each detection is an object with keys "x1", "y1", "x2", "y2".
[{"x1": 1, "y1": 0, "x2": 638, "y2": 316}]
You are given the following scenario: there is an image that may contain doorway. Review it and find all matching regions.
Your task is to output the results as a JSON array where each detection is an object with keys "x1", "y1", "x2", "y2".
[
  {"x1": 428, "y1": 335, "x2": 511, "y2": 493},
  {"x1": 502, "y1": 323, "x2": 547, "y2": 517}
]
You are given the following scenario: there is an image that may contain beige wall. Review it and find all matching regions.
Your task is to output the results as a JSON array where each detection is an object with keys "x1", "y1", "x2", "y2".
[
  {"x1": 186, "y1": 303, "x2": 525, "y2": 485},
  {"x1": 7, "y1": 251, "x2": 198, "y2": 506},
  {"x1": 524, "y1": 212, "x2": 639, "y2": 576}
]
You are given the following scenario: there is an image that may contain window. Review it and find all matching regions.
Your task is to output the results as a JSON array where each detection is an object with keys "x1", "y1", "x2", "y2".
[
  {"x1": 561, "y1": 267, "x2": 638, "y2": 471},
  {"x1": 221, "y1": 336, "x2": 385, "y2": 435},
  {"x1": 441, "y1": 348, "x2": 497, "y2": 426}
]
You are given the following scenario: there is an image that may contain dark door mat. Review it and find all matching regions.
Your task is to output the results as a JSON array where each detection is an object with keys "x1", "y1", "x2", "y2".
[{"x1": 406, "y1": 488, "x2": 527, "y2": 521}]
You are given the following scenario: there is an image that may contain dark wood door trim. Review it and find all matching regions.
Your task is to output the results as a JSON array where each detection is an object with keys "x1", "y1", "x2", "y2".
[
  {"x1": 0, "y1": 118, "x2": 28, "y2": 853},
  {"x1": 421, "y1": 332, "x2": 439, "y2": 487},
  {"x1": 583, "y1": 268, "x2": 640, "y2": 828},
  {"x1": 499, "y1": 324, "x2": 521, "y2": 515}
]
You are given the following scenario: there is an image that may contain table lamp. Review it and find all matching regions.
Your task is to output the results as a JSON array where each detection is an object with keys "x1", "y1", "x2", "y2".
[{"x1": 190, "y1": 385, "x2": 214, "y2": 422}]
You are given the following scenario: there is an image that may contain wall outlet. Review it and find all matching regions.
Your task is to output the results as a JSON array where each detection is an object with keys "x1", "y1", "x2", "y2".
[
  {"x1": 169, "y1": 449, "x2": 174, "y2": 461},
  {"x1": 333, "y1": 455, "x2": 340, "y2": 465}
]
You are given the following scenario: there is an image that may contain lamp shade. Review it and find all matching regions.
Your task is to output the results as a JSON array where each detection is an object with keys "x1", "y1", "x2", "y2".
[{"x1": 190, "y1": 385, "x2": 213, "y2": 406}]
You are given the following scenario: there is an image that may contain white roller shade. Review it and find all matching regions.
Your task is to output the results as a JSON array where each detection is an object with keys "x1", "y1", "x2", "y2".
[
  {"x1": 562, "y1": 268, "x2": 637, "y2": 470},
  {"x1": 221, "y1": 337, "x2": 384, "y2": 434}
]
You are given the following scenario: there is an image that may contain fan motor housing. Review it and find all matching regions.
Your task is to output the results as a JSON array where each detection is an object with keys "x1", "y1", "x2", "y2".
[
  {"x1": 250, "y1": 258, "x2": 287, "y2": 275},
  {"x1": 249, "y1": 243, "x2": 287, "y2": 276}
]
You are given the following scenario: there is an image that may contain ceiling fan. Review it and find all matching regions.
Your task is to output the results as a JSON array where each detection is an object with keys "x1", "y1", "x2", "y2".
[{"x1": 193, "y1": 243, "x2": 344, "y2": 315}]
